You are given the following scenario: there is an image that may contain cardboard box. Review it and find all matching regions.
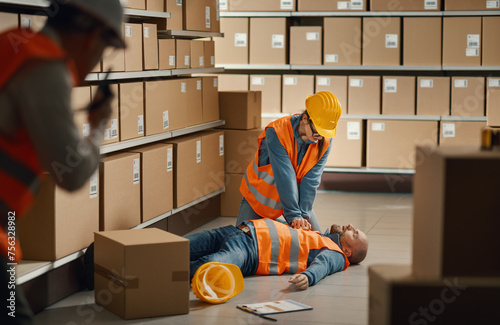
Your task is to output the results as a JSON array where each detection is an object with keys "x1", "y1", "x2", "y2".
[
  {"x1": 442, "y1": 17, "x2": 482, "y2": 66},
  {"x1": 297, "y1": 0, "x2": 367, "y2": 11},
  {"x1": 416, "y1": 77, "x2": 450, "y2": 116},
  {"x1": 413, "y1": 146, "x2": 500, "y2": 278},
  {"x1": 221, "y1": 173, "x2": 244, "y2": 217},
  {"x1": 282, "y1": 75, "x2": 315, "y2": 114},
  {"x1": 362, "y1": 17, "x2": 400, "y2": 66},
  {"x1": 439, "y1": 121, "x2": 486, "y2": 146},
  {"x1": 204, "y1": 40, "x2": 215, "y2": 68},
  {"x1": 290, "y1": 26, "x2": 322, "y2": 65},
  {"x1": 165, "y1": 135, "x2": 203, "y2": 208},
  {"x1": 17, "y1": 175, "x2": 98, "y2": 261},
  {"x1": 323, "y1": 17, "x2": 361, "y2": 66},
  {"x1": 166, "y1": 0, "x2": 183, "y2": 31},
  {"x1": 142, "y1": 23, "x2": 158, "y2": 70},
  {"x1": 190, "y1": 40, "x2": 205, "y2": 68},
  {"x1": 445, "y1": 0, "x2": 500, "y2": 10},
  {"x1": 250, "y1": 75, "x2": 282, "y2": 114},
  {"x1": 215, "y1": 18, "x2": 249, "y2": 65},
  {"x1": 229, "y1": 0, "x2": 296, "y2": 11},
  {"x1": 487, "y1": 77, "x2": 500, "y2": 127},
  {"x1": 129, "y1": 144, "x2": 172, "y2": 223},
  {"x1": 403, "y1": 17, "x2": 442, "y2": 66},
  {"x1": 369, "y1": 265, "x2": 500, "y2": 325},
  {"x1": 223, "y1": 128, "x2": 263, "y2": 173},
  {"x1": 176, "y1": 39, "x2": 191, "y2": 69},
  {"x1": 482, "y1": 16, "x2": 500, "y2": 66},
  {"x1": 99, "y1": 152, "x2": 141, "y2": 231},
  {"x1": 315, "y1": 76, "x2": 348, "y2": 114},
  {"x1": 218, "y1": 74, "x2": 248, "y2": 91},
  {"x1": 124, "y1": 0, "x2": 145, "y2": 9},
  {"x1": 366, "y1": 120, "x2": 438, "y2": 169},
  {"x1": 91, "y1": 85, "x2": 120, "y2": 145},
  {"x1": 202, "y1": 76, "x2": 219, "y2": 123},
  {"x1": 451, "y1": 77, "x2": 485, "y2": 116},
  {"x1": 262, "y1": 117, "x2": 278, "y2": 127},
  {"x1": 119, "y1": 82, "x2": 144, "y2": 141},
  {"x1": 146, "y1": 0, "x2": 163, "y2": 11},
  {"x1": 71, "y1": 87, "x2": 91, "y2": 144},
  {"x1": 211, "y1": 0, "x2": 220, "y2": 33},
  {"x1": 0, "y1": 12, "x2": 18, "y2": 32},
  {"x1": 249, "y1": 18, "x2": 288, "y2": 65},
  {"x1": 158, "y1": 39, "x2": 176, "y2": 69},
  {"x1": 371, "y1": 0, "x2": 441, "y2": 10},
  {"x1": 381, "y1": 76, "x2": 415, "y2": 115},
  {"x1": 219, "y1": 91, "x2": 262, "y2": 129},
  {"x1": 94, "y1": 228, "x2": 189, "y2": 319},
  {"x1": 183, "y1": 0, "x2": 212, "y2": 32},
  {"x1": 19, "y1": 14, "x2": 46, "y2": 32},
  {"x1": 325, "y1": 119, "x2": 364, "y2": 168},
  {"x1": 102, "y1": 45, "x2": 125, "y2": 72},
  {"x1": 124, "y1": 23, "x2": 143, "y2": 72},
  {"x1": 348, "y1": 76, "x2": 381, "y2": 115},
  {"x1": 201, "y1": 130, "x2": 225, "y2": 196}
]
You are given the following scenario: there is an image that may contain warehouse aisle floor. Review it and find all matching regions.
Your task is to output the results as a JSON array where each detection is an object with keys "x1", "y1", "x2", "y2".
[{"x1": 34, "y1": 191, "x2": 413, "y2": 325}]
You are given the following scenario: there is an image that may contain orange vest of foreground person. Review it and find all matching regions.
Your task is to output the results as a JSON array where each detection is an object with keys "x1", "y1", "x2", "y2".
[
  {"x1": 0, "y1": 28, "x2": 78, "y2": 262},
  {"x1": 250, "y1": 219, "x2": 350, "y2": 275},
  {"x1": 240, "y1": 115, "x2": 330, "y2": 219}
]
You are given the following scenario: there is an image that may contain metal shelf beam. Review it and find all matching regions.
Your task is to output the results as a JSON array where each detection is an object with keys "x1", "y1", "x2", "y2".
[
  {"x1": 323, "y1": 167, "x2": 415, "y2": 174},
  {"x1": 158, "y1": 30, "x2": 224, "y2": 39}
]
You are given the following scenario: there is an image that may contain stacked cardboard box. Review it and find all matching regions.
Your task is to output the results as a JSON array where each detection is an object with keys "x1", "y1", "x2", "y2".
[
  {"x1": 119, "y1": 82, "x2": 145, "y2": 141},
  {"x1": 416, "y1": 77, "x2": 450, "y2": 116},
  {"x1": 218, "y1": 74, "x2": 249, "y2": 91},
  {"x1": 370, "y1": 0, "x2": 440, "y2": 10},
  {"x1": 315, "y1": 76, "x2": 348, "y2": 113},
  {"x1": 323, "y1": 18, "x2": 361, "y2": 66},
  {"x1": 348, "y1": 76, "x2": 381, "y2": 115},
  {"x1": 297, "y1": 0, "x2": 367, "y2": 11},
  {"x1": 282, "y1": 75, "x2": 315, "y2": 114},
  {"x1": 444, "y1": 0, "x2": 500, "y2": 10},
  {"x1": 229, "y1": 0, "x2": 295, "y2": 11},
  {"x1": 250, "y1": 75, "x2": 282, "y2": 114},
  {"x1": 402, "y1": 17, "x2": 442, "y2": 66},
  {"x1": 249, "y1": 18, "x2": 288, "y2": 65},
  {"x1": 200, "y1": 130, "x2": 226, "y2": 196},
  {"x1": 289, "y1": 26, "x2": 322, "y2": 65},
  {"x1": 166, "y1": 0, "x2": 183, "y2": 30},
  {"x1": 450, "y1": 77, "x2": 485, "y2": 116},
  {"x1": 442, "y1": 17, "x2": 482, "y2": 66},
  {"x1": 362, "y1": 17, "x2": 400, "y2": 66},
  {"x1": 439, "y1": 121, "x2": 486, "y2": 146},
  {"x1": 215, "y1": 18, "x2": 249, "y2": 65},
  {"x1": 381, "y1": 76, "x2": 415, "y2": 115},
  {"x1": 325, "y1": 119, "x2": 364, "y2": 168},
  {"x1": 487, "y1": 77, "x2": 500, "y2": 127}
]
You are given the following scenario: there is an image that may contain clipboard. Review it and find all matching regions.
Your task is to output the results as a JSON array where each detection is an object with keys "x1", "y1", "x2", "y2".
[{"x1": 237, "y1": 300, "x2": 313, "y2": 321}]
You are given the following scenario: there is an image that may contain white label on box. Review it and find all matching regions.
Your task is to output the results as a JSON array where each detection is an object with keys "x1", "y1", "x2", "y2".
[
  {"x1": 385, "y1": 34, "x2": 398, "y2": 48},
  {"x1": 82, "y1": 123, "x2": 90, "y2": 137},
  {"x1": 442, "y1": 123, "x2": 456, "y2": 138},
  {"x1": 133, "y1": 158, "x2": 140, "y2": 184},
  {"x1": 306, "y1": 32, "x2": 320, "y2": 41},
  {"x1": 205, "y1": 6, "x2": 211, "y2": 29},
  {"x1": 424, "y1": 0, "x2": 438, "y2": 9},
  {"x1": 104, "y1": 128, "x2": 111, "y2": 140},
  {"x1": 252, "y1": 77, "x2": 265, "y2": 86},
  {"x1": 199, "y1": 56, "x2": 204, "y2": 67},
  {"x1": 216, "y1": 0, "x2": 220, "y2": 21},
  {"x1": 372, "y1": 122, "x2": 385, "y2": 131},
  {"x1": 325, "y1": 54, "x2": 339, "y2": 63},
  {"x1": 284, "y1": 77, "x2": 297, "y2": 86},
  {"x1": 21, "y1": 17, "x2": 31, "y2": 28},
  {"x1": 110, "y1": 118, "x2": 118, "y2": 139},
  {"x1": 467, "y1": 34, "x2": 480, "y2": 49},
  {"x1": 466, "y1": 48, "x2": 479, "y2": 57},
  {"x1": 144, "y1": 26, "x2": 150, "y2": 38},
  {"x1": 351, "y1": 0, "x2": 364, "y2": 9},
  {"x1": 384, "y1": 79, "x2": 397, "y2": 93},
  {"x1": 347, "y1": 121, "x2": 361, "y2": 140},
  {"x1": 317, "y1": 77, "x2": 331, "y2": 86},
  {"x1": 219, "y1": 135, "x2": 224, "y2": 156},
  {"x1": 163, "y1": 110, "x2": 169, "y2": 129},
  {"x1": 176, "y1": 0, "x2": 182, "y2": 6},
  {"x1": 197, "y1": 80, "x2": 202, "y2": 90},
  {"x1": 89, "y1": 171, "x2": 98, "y2": 199},
  {"x1": 169, "y1": 55, "x2": 175, "y2": 66},
  {"x1": 137, "y1": 115, "x2": 144, "y2": 134},
  {"x1": 272, "y1": 34, "x2": 285, "y2": 48},
  {"x1": 181, "y1": 82, "x2": 187, "y2": 93},
  {"x1": 196, "y1": 140, "x2": 202, "y2": 163},
  {"x1": 281, "y1": 0, "x2": 293, "y2": 9},
  {"x1": 125, "y1": 25, "x2": 132, "y2": 38},
  {"x1": 184, "y1": 55, "x2": 190, "y2": 66},
  {"x1": 337, "y1": 1, "x2": 350, "y2": 9},
  {"x1": 454, "y1": 79, "x2": 468, "y2": 88},
  {"x1": 167, "y1": 147, "x2": 173, "y2": 172},
  {"x1": 220, "y1": 0, "x2": 228, "y2": 10},
  {"x1": 211, "y1": 56, "x2": 215, "y2": 65},
  {"x1": 489, "y1": 79, "x2": 500, "y2": 87},
  {"x1": 420, "y1": 79, "x2": 434, "y2": 88},
  {"x1": 214, "y1": 78, "x2": 218, "y2": 88},
  {"x1": 234, "y1": 33, "x2": 247, "y2": 47},
  {"x1": 487, "y1": 1, "x2": 500, "y2": 9},
  {"x1": 350, "y1": 78, "x2": 363, "y2": 87}
]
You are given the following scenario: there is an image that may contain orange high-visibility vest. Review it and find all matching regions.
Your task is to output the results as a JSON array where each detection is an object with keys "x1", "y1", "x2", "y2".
[
  {"x1": 0, "y1": 28, "x2": 79, "y2": 262},
  {"x1": 250, "y1": 219, "x2": 349, "y2": 275},
  {"x1": 240, "y1": 115, "x2": 330, "y2": 219}
]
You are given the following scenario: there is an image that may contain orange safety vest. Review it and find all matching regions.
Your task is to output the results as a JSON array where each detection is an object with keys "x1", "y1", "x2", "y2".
[
  {"x1": 250, "y1": 219, "x2": 349, "y2": 275},
  {"x1": 0, "y1": 28, "x2": 79, "y2": 262},
  {"x1": 240, "y1": 115, "x2": 330, "y2": 219}
]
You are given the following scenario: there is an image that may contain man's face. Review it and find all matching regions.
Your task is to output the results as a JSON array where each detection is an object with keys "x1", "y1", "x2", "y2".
[{"x1": 331, "y1": 224, "x2": 367, "y2": 249}]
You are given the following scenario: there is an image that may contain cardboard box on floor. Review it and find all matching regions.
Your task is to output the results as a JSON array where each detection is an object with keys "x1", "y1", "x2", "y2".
[
  {"x1": 142, "y1": 23, "x2": 158, "y2": 70},
  {"x1": 366, "y1": 120, "x2": 438, "y2": 169},
  {"x1": 416, "y1": 77, "x2": 450, "y2": 116},
  {"x1": 119, "y1": 82, "x2": 144, "y2": 141},
  {"x1": 282, "y1": 75, "x2": 315, "y2": 114},
  {"x1": 221, "y1": 173, "x2": 244, "y2": 217},
  {"x1": 369, "y1": 265, "x2": 500, "y2": 325},
  {"x1": 166, "y1": 0, "x2": 183, "y2": 31},
  {"x1": 158, "y1": 39, "x2": 176, "y2": 69},
  {"x1": 439, "y1": 121, "x2": 485, "y2": 147},
  {"x1": 190, "y1": 40, "x2": 205, "y2": 68},
  {"x1": 176, "y1": 39, "x2": 191, "y2": 69},
  {"x1": 413, "y1": 146, "x2": 500, "y2": 278},
  {"x1": 215, "y1": 18, "x2": 249, "y2": 65},
  {"x1": 297, "y1": 0, "x2": 367, "y2": 11},
  {"x1": 124, "y1": 23, "x2": 144, "y2": 72},
  {"x1": 218, "y1": 74, "x2": 249, "y2": 91},
  {"x1": 315, "y1": 76, "x2": 348, "y2": 114},
  {"x1": 403, "y1": 17, "x2": 442, "y2": 66},
  {"x1": 249, "y1": 18, "x2": 288, "y2": 65},
  {"x1": 370, "y1": 0, "x2": 441, "y2": 10},
  {"x1": 323, "y1": 17, "x2": 361, "y2": 66},
  {"x1": 94, "y1": 228, "x2": 189, "y2": 319},
  {"x1": 325, "y1": 119, "x2": 364, "y2": 168},
  {"x1": 99, "y1": 152, "x2": 141, "y2": 231},
  {"x1": 250, "y1": 75, "x2": 282, "y2": 114},
  {"x1": 442, "y1": 17, "x2": 482, "y2": 66},
  {"x1": 450, "y1": 77, "x2": 485, "y2": 116},
  {"x1": 202, "y1": 76, "x2": 219, "y2": 123},
  {"x1": 348, "y1": 76, "x2": 381, "y2": 115},
  {"x1": 0, "y1": 12, "x2": 18, "y2": 32},
  {"x1": 444, "y1": 0, "x2": 500, "y2": 10},
  {"x1": 290, "y1": 26, "x2": 322, "y2": 65},
  {"x1": 218, "y1": 91, "x2": 262, "y2": 129},
  {"x1": 200, "y1": 130, "x2": 225, "y2": 196},
  {"x1": 381, "y1": 76, "x2": 415, "y2": 115},
  {"x1": 362, "y1": 17, "x2": 400, "y2": 66},
  {"x1": 91, "y1": 85, "x2": 120, "y2": 145},
  {"x1": 124, "y1": 0, "x2": 145, "y2": 9},
  {"x1": 229, "y1": 0, "x2": 295, "y2": 11},
  {"x1": 17, "y1": 174, "x2": 98, "y2": 261},
  {"x1": 223, "y1": 128, "x2": 263, "y2": 174},
  {"x1": 487, "y1": 77, "x2": 500, "y2": 127},
  {"x1": 482, "y1": 17, "x2": 500, "y2": 66}
]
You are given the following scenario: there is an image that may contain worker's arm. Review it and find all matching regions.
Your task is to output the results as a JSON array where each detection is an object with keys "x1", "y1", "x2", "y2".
[{"x1": 300, "y1": 249, "x2": 345, "y2": 287}]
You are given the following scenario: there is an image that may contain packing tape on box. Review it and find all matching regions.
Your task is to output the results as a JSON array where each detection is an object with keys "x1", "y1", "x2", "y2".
[{"x1": 94, "y1": 264, "x2": 139, "y2": 289}]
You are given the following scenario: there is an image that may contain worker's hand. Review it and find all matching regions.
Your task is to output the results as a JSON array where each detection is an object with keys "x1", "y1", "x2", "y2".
[
  {"x1": 88, "y1": 89, "x2": 113, "y2": 131},
  {"x1": 289, "y1": 274, "x2": 309, "y2": 290},
  {"x1": 291, "y1": 218, "x2": 311, "y2": 231}
]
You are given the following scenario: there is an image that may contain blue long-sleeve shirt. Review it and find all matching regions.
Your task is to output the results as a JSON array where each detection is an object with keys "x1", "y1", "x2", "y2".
[{"x1": 259, "y1": 115, "x2": 332, "y2": 224}]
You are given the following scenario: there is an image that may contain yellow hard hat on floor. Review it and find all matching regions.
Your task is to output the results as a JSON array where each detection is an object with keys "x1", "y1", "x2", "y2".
[
  {"x1": 305, "y1": 91, "x2": 342, "y2": 138},
  {"x1": 191, "y1": 262, "x2": 245, "y2": 304}
]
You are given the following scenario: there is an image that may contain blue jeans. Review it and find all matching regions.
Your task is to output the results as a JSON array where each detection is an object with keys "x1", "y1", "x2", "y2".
[{"x1": 186, "y1": 225, "x2": 258, "y2": 279}]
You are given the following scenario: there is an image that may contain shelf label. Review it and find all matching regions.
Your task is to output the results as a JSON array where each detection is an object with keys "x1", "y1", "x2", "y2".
[
  {"x1": 454, "y1": 79, "x2": 468, "y2": 88},
  {"x1": 284, "y1": 77, "x2": 297, "y2": 86},
  {"x1": 442, "y1": 123, "x2": 456, "y2": 138},
  {"x1": 144, "y1": 26, "x2": 150, "y2": 38},
  {"x1": 306, "y1": 32, "x2": 320, "y2": 41},
  {"x1": 272, "y1": 34, "x2": 284, "y2": 48},
  {"x1": 82, "y1": 123, "x2": 90, "y2": 137},
  {"x1": 317, "y1": 77, "x2": 331, "y2": 86},
  {"x1": 184, "y1": 55, "x2": 190, "y2": 66},
  {"x1": 325, "y1": 54, "x2": 339, "y2": 63},
  {"x1": 219, "y1": 135, "x2": 224, "y2": 156},
  {"x1": 347, "y1": 121, "x2": 361, "y2": 140},
  {"x1": 216, "y1": 0, "x2": 220, "y2": 21},
  {"x1": 424, "y1": 0, "x2": 438, "y2": 10},
  {"x1": 372, "y1": 122, "x2": 385, "y2": 132},
  {"x1": 350, "y1": 78, "x2": 363, "y2": 87},
  {"x1": 337, "y1": 1, "x2": 350, "y2": 9},
  {"x1": 138, "y1": 115, "x2": 144, "y2": 134},
  {"x1": 420, "y1": 79, "x2": 434, "y2": 88},
  {"x1": 220, "y1": 0, "x2": 228, "y2": 10},
  {"x1": 196, "y1": 140, "x2": 202, "y2": 163},
  {"x1": 125, "y1": 25, "x2": 132, "y2": 38},
  {"x1": 385, "y1": 34, "x2": 398, "y2": 48},
  {"x1": 466, "y1": 48, "x2": 479, "y2": 57},
  {"x1": 214, "y1": 78, "x2": 218, "y2": 88},
  {"x1": 197, "y1": 79, "x2": 202, "y2": 90},
  {"x1": 234, "y1": 33, "x2": 247, "y2": 47},
  {"x1": 89, "y1": 171, "x2": 98, "y2": 199},
  {"x1": 467, "y1": 34, "x2": 480, "y2": 49},
  {"x1": 384, "y1": 79, "x2": 397, "y2": 93},
  {"x1": 205, "y1": 6, "x2": 211, "y2": 29},
  {"x1": 176, "y1": 0, "x2": 182, "y2": 6},
  {"x1": 169, "y1": 55, "x2": 176, "y2": 66},
  {"x1": 252, "y1": 77, "x2": 265, "y2": 86},
  {"x1": 181, "y1": 82, "x2": 187, "y2": 93},
  {"x1": 281, "y1": 0, "x2": 293, "y2": 9},
  {"x1": 111, "y1": 119, "x2": 118, "y2": 139},
  {"x1": 167, "y1": 147, "x2": 173, "y2": 172},
  {"x1": 163, "y1": 110, "x2": 169, "y2": 130},
  {"x1": 133, "y1": 158, "x2": 140, "y2": 185},
  {"x1": 487, "y1": 0, "x2": 500, "y2": 8},
  {"x1": 489, "y1": 79, "x2": 500, "y2": 87},
  {"x1": 351, "y1": 0, "x2": 364, "y2": 10},
  {"x1": 199, "y1": 56, "x2": 205, "y2": 67}
]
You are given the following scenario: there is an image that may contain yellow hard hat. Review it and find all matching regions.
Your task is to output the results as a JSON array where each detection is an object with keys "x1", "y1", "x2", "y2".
[
  {"x1": 305, "y1": 91, "x2": 342, "y2": 138},
  {"x1": 191, "y1": 262, "x2": 244, "y2": 304}
]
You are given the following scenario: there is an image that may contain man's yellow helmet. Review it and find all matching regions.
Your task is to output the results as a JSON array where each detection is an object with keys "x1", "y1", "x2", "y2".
[
  {"x1": 305, "y1": 91, "x2": 342, "y2": 138},
  {"x1": 191, "y1": 262, "x2": 245, "y2": 304}
]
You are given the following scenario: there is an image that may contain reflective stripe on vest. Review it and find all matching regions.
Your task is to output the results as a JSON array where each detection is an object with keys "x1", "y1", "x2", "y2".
[{"x1": 251, "y1": 219, "x2": 349, "y2": 275}]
